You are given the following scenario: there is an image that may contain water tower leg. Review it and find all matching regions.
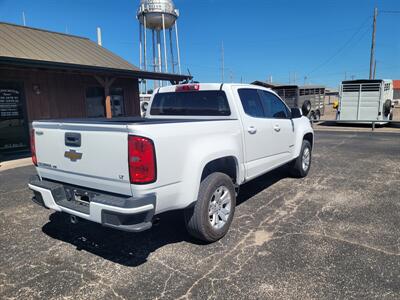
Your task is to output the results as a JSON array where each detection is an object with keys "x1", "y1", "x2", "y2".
[
  {"x1": 169, "y1": 28, "x2": 175, "y2": 74},
  {"x1": 157, "y1": 30, "x2": 162, "y2": 86},
  {"x1": 143, "y1": 16, "x2": 148, "y2": 93},
  {"x1": 152, "y1": 30, "x2": 156, "y2": 72},
  {"x1": 162, "y1": 14, "x2": 168, "y2": 75},
  {"x1": 139, "y1": 23, "x2": 143, "y2": 93},
  {"x1": 175, "y1": 21, "x2": 182, "y2": 75},
  {"x1": 152, "y1": 29, "x2": 157, "y2": 89}
]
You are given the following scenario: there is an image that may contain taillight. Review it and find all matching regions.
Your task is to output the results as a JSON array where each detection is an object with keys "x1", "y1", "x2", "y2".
[
  {"x1": 31, "y1": 129, "x2": 37, "y2": 166},
  {"x1": 175, "y1": 84, "x2": 200, "y2": 92},
  {"x1": 128, "y1": 136, "x2": 156, "y2": 184}
]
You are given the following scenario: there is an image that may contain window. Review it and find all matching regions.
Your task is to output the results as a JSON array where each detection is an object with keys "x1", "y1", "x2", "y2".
[
  {"x1": 259, "y1": 91, "x2": 290, "y2": 119},
  {"x1": 110, "y1": 88, "x2": 125, "y2": 117},
  {"x1": 150, "y1": 90, "x2": 230, "y2": 116},
  {"x1": 86, "y1": 87, "x2": 105, "y2": 118},
  {"x1": 0, "y1": 82, "x2": 29, "y2": 152},
  {"x1": 86, "y1": 87, "x2": 126, "y2": 118},
  {"x1": 238, "y1": 89, "x2": 264, "y2": 118}
]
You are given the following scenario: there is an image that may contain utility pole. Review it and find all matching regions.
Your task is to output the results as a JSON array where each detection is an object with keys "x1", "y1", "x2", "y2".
[
  {"x1": 304, "y1": 76, "x2": 307, "y2": 85},
  {"x1": 373, "y1": 60, "x2": 377, "y2": 79},
  {"x1": 221, "y1": 41, "x2": 225, "y2": 83},
  {"x1": 369, "y1": 7, "x2": 378, "y2": 79}
]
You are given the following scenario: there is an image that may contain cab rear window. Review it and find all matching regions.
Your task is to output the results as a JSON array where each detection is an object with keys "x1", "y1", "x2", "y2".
[{"x1": 150, "y1": 91, "x2": 231, "y2": 116}]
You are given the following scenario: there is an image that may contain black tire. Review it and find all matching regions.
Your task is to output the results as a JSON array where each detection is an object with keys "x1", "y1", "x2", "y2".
[
  {"x1": 383, "y1": 100, "x2": 392, "y2": 117},
  {"x1": 309, "y1": 112, "x2": 316, "y2": 122},
  {"x1": 302, "y1": 100, "x2": 312, "y2": 116},
  {"x1": 289, "y1": 140, "x2": 312, "y2": 178},
  {"x1": 184, "y1": 172, "x2": 236, "y2": 242},
  {"x1": 315, "y1": 110, "x2": 321, "y2": 120}
]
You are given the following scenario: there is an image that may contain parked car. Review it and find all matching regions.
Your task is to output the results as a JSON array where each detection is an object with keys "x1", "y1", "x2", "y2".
[
  {"x1": 28, "y1": 83, "x2": 314, "y2": 242},
  {"x1": 338, "y1": 79, "x2": 394, "y2": 123}
]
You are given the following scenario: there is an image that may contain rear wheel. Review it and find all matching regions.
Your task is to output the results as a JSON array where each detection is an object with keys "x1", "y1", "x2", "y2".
[
  {"x1": 309, "y1": 112, "x2": 316, "y2": 122},
  {"x1": 383, "y1": 100, "x2": 392, "y2": 117},
  {"x1": 315, "y1": 110, "x2": 321, "y2": 120},
  {"x1": 184, "y1": 172, "x2": 236, "y2": 242},
  {"x1": 289, "y1": 140, "x2": 312, "y2": 178}
]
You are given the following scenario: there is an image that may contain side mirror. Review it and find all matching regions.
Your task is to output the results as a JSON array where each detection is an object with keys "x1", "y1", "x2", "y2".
[{"x1": 291, "y1": 108, "x2": 302, "y2": 119}]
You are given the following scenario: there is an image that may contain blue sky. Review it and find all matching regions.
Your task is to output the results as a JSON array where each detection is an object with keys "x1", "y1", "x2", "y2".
[{"x1": 0, "y1": 0, "x2": 399, "y2": 88}]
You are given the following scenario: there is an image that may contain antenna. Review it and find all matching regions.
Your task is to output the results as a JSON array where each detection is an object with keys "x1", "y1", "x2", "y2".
[
  {"x1": 186, "y1": 68, "x2": 192, "y2": 83},
  {"x1": 22, "y1": 11, "x2": 26, "y2": 26}
]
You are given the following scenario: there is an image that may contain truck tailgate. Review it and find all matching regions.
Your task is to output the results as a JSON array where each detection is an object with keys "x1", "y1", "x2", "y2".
[{"x1": 33, "y1": 122, "x2": 132, "y2": 196}]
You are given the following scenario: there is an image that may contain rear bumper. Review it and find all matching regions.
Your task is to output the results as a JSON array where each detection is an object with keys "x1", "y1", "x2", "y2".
[{"x1": 28, "y1": 177, "x2": 156, "y2": 232}]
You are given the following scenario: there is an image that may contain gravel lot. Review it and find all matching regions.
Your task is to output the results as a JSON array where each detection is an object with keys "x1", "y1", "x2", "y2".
[{"x1": 1, "y1": 131, "x2": 399, "y2": 299}]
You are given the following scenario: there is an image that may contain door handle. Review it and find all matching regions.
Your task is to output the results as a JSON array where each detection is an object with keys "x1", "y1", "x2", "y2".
[
  {"x1": 247, "y1": 126, "x2": 257, "y2": 134},
  {"x1": 273, "y1": 124, "x2": 281, "y2": 132}
]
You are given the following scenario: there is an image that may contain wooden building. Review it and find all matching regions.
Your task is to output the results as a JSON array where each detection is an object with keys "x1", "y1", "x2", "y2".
[{"x1": 0, "y1": 22, "x2": 190, "y2": 155}]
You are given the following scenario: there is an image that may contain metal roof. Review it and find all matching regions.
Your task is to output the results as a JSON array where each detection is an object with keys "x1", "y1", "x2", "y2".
[
  {"x1": 252, "y1": 81, "x2": 325, "y2": 90},
  {"x1": 0, "y1": 22, "x2": 191, "y2": 82}
]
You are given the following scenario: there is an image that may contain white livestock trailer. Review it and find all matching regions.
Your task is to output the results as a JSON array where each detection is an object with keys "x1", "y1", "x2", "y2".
[{"x1": 338, "y1": 79, "x2": 394, "y2": 123}]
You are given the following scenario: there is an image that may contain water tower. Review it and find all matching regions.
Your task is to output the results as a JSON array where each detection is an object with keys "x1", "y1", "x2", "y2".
[{"x1": 137, "y1": 0, "x2": 181, "y2": 91}]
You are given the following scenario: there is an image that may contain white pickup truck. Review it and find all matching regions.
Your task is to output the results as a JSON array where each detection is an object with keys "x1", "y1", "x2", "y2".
[{"x1": 29, "y1": 83, "x2": 314, "y2": 242}]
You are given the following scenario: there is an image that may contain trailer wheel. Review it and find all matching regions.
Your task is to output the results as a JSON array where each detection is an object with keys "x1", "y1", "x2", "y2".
[
  {"x1": 184, "y1": 172, "x2": 236, "y2": 243},
  {"x1": 302, "y1": 100, "x2": 312, "y2": 116},
  {"x1": 383, "y1": 100, "x2": 392, "y2": 117},
  {"x1": 315, "y1": 110, "x2": 321, "y2": 120},
  {"x1": 309, "y1": 112, "x2": 316, "y2": 121}
]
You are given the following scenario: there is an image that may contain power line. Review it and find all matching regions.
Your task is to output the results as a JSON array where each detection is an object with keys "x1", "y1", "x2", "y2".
[
  {"x1": 380, "y1": 10, "x2": 400, "y2": 14},
  {"x1": 306, "y1": 16, "x2": 372, "y2": 76}
]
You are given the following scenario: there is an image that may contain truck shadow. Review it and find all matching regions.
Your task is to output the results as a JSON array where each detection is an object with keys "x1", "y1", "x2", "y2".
[{"x1": 42, "y1": 166, "x2": 289, "y2": 267}]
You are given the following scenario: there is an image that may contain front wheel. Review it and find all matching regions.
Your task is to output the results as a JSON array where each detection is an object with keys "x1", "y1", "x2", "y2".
[
  {"x1": 289, "y1": 140, "x2": 312, "y2": 178},
  {"x1": 184, "y1": 172, "x2": 236, "y2": 242}
]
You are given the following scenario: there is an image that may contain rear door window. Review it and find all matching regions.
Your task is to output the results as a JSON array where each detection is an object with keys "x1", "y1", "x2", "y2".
[
  {"x1": 238, "y1": 89, "x2": 265, "y2": 118},
  {"x1": 150, "y1": 91, "x2": 230, "y2": 116},
  {"x1": 259, "y1": 91, "x2": 290, "y2": 119}
]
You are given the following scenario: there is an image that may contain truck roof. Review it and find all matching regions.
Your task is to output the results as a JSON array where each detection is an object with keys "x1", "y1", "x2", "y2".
[{"x1": 156, "y1": 83, "x2": 273, "y2": 93}]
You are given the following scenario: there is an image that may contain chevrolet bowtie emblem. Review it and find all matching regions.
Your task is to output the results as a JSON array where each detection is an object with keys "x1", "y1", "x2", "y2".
[{"x1": 64, "y1": 149, "x2": 83, "y2": 162}]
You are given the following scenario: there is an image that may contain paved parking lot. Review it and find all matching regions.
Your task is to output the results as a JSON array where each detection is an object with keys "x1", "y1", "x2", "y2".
[{"x1": 1, "y1": 131, "x2": 399, "y2": 299}]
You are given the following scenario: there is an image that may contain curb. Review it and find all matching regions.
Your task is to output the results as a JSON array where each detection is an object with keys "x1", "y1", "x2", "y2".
[{"x1": 0, "y1": 158, "x2": 33, "y2": 172}]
